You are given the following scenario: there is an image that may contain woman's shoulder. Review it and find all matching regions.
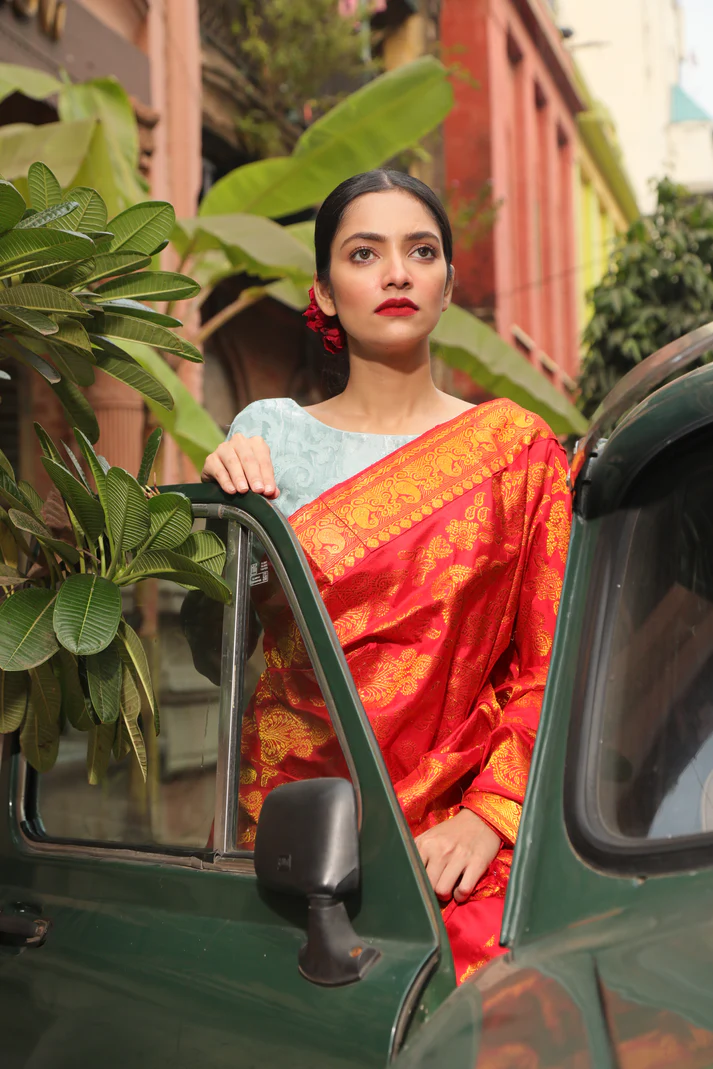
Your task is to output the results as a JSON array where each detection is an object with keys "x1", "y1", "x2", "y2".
[{"x1": 226, "y1": 397, "x2": 298, "y2": 441}]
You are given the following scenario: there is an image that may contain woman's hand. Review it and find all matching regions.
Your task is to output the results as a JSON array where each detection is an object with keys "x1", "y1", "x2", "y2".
[
  {"x1": 415, "y1": 809, "x2": 501, "y2": 904},
  {"x1": 201, "y1": 433, "x2": 279, "y2": 498}
]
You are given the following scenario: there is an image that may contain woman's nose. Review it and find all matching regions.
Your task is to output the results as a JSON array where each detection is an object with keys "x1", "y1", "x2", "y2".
[{"x1": 382, "y1": 255, "x2": 412, "y2": 289}]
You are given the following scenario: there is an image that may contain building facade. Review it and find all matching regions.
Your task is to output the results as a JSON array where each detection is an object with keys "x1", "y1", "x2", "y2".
[
  {"x1": 556, "y1": 0, "x2": 684, "y2": 214},
  {"x1": 572, "y1": 66, "x2": 639, "y2": 346},
  {"x1": 0, "y1": 0, "x2": 203, "y2": 488},
  {"x1": 441, "y1": 0, "x2": 585, "y2": 393}
]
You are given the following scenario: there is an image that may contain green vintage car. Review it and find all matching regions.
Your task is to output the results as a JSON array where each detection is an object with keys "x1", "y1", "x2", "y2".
[{"x1": 3, "y1": 325, "x2": 713, "y2": 1068}]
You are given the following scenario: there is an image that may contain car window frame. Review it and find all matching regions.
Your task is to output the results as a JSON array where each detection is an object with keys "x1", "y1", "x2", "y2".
[
  {"x1": 565, "y1": 434, "x2": 713, "y2": 877},
  {"x1": 14, "y1": 502, "x2": 361, "y2": 873}
]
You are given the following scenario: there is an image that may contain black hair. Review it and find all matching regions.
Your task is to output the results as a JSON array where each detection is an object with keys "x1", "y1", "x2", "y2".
[{"x1": 314, "y1": 169, "x2": 453, "y2": 282}]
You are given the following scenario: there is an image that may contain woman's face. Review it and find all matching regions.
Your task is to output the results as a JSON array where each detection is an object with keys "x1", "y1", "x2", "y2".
[{"x1": 314, "y1": 189, "x2": 453, "y2": 354}]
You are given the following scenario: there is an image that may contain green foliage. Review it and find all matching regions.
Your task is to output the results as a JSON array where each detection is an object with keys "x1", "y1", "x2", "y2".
[
  {"x1": 0, "y1": 63, "x2": 145, "y2": 214},
  {"x1": 219, "y1": 0, "x2": 375, "y2": 158},
  {"x1": 199, "y1": 56, "x2": 454, "y2": 219},
  {"x1": 0, "y1": 163, "x2": 200, "y2": 441},
  {"x1": 0, "y1": 425, "x2": 230, "y2": 783},
  {"x1": 579, "y1": 178, "x2": 713, "y2": 417},
  {"x1": 432, "y1": 305, "x2": 588, "y2": 437}
]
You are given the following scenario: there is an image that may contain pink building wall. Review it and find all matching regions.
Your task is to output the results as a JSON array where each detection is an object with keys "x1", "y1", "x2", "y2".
[
  {"x1": 441, "y1": 0, "x2": 582, "y2": 392},
  {"x1": 67, "y1": 0, "x2": 203, "y2": 484}
]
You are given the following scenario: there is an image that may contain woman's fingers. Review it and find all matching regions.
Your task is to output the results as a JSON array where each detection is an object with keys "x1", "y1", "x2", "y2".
[
  {"x1": 453, "y1": 858, "x2": 488, "y2": 903},
  {"x1": 433, "y1": 855, "x2": 470, "y2": 901},
  {"x1": 219, "y1": 440, "x2": 251, "y2": 493},
  {"x1": 249, "y1": 435, "x2": 279, "y2": 498},
  {"x1": 201, "y1": 450, "x2": 238, "y2": 494},
  {"x1": 201, "y1": 434, "x2": 279, "y2": 499}
]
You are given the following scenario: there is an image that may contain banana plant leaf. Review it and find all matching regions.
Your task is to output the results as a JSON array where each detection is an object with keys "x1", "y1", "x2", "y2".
[
  {"x1": 431, "y1": 304, "x2": 588, "y2": 437},
  {"x1": 0, "y1": 119, "x2": 96, "y2": 186},
  {"x1": 0, "y1": 63, "x2": 62, "y2": 105},
  {"x1": 199, "y1": 56, "x2": 453, "y2": 219},
  {"x1": 58, "y1": 77, "x2": 144, "y2": 212},
  {"x1": 175, "y1": 215, "x2": 314, "y2": 286}
]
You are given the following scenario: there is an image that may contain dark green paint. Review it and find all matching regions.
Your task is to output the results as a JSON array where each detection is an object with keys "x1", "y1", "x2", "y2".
[{"x1": 584, "y1": 360, "x2": 713, "y2": 518}]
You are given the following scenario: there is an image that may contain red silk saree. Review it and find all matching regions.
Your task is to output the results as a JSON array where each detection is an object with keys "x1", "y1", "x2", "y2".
[{"x1": 238, "y1": 399, "x2": 571, "y2": 983}]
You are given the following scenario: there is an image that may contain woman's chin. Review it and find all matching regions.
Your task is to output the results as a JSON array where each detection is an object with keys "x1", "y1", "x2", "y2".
[{"x1": 350, "y1": 323, "x2": 435, "y2": 356}]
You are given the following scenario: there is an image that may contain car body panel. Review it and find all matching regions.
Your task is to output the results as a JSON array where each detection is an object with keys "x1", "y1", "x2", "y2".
[{"x1": 0, "y1": 491, "x2": 454, "y2": 1068}]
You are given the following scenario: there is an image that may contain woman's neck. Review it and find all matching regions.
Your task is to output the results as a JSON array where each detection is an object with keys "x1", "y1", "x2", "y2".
[{"x1": 307, "y1": 340, "x2": 472, "y2": 436}]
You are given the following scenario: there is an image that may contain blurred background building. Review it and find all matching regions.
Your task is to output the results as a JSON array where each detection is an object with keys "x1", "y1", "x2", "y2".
[{"x1": 9, "y1": 0, "x2": 713, "y2": 484}]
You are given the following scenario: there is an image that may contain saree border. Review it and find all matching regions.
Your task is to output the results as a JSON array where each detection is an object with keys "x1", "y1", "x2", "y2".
[{"x1": 291, "y1": 399, "x2": 555, "y2": 581}]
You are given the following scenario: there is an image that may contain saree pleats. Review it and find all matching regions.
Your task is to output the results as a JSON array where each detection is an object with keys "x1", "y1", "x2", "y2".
[{"x1": 239, "y1": 399, "x2": 571, "y2": 982}]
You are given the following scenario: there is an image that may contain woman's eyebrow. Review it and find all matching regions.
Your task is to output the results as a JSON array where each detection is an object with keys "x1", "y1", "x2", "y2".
[
  {"x1": 405, "y1": 230, "x2": 441, "y2": 244},
  {"x1": 340, "y1": 231, "x2": 385, "y2": 249},
  {"x1": 340, "y1": 229, "x2": 442, "y2": 249}
]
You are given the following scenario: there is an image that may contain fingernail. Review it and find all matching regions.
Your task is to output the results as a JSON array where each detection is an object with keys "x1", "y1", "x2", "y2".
[
  {"x1": 226, "y1": 483, "x2": 236, "y2": 493},
  {"x1": 253, "y1": 482, "x2": 264, "y2": 491},
  {"x1": 265, "y1": 484, "x2": 274, "y2": 494},
  {"x1": 238, "y1": 482, "x2": 248, "y2": 492}
]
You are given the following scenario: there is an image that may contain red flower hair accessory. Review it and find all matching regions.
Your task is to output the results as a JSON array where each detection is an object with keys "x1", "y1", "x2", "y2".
[{"x1": 303, "y1": 287, "x2": 346, "y2": 354}]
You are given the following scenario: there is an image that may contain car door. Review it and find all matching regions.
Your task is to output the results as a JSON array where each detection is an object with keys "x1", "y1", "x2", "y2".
[{"x1": 0, "y1": 488, "x2": 452, "y2": 1069}]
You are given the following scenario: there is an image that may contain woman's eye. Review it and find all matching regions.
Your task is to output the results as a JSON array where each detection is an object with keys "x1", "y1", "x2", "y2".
[
  {"x1": 412, "y1": 245, "x2": 436, "y2": 260},
  {"x1": 351, "y1": 247, "x2": 375, "y2": 262}
]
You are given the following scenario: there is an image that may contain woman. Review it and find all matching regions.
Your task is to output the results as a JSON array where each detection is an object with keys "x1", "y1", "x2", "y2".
[{"x1": 202, "y1": 169, "x2": 571, "y2": 983}]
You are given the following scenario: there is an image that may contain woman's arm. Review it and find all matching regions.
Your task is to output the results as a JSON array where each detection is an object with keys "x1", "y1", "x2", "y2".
[{"x1": 416, "y1": 438, "x2": 572, "y2": 901}]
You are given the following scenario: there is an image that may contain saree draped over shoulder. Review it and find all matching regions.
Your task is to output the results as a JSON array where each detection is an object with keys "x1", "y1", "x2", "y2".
[{"x1": 238, "y1": 399, "x2": 572, "y2": 983}]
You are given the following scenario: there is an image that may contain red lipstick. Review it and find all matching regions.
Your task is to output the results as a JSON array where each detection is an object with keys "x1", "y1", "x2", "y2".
[{"x1": 375, "y1": 297, "x2": 419, "y2": 317}]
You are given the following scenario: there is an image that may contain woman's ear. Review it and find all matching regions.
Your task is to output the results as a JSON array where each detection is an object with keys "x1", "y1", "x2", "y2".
[
  {"x1": 313, "y1": 275, "x2": 337, "y2": 317},
  {"x1": 442, "y1": 264, "x2": 455, "y2": 311}
]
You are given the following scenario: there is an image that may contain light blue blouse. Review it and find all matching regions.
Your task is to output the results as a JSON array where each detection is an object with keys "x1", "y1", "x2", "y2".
[{"x1": 227, "y1": 397, "x2": 417, "y2": 518}]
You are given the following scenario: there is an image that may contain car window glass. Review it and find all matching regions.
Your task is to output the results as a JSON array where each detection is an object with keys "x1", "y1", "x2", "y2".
[
  {"x1": 591, "y1": 444, "x2": 713, "y2": 841},
  {"x1": 236, "y1": 529, "x2": 351, "y2": 851},
  {"x1": 32, "y1": 517, "x2": 235, "y2": 852}
]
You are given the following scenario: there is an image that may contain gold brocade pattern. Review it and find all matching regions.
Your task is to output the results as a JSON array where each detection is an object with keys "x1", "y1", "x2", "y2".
[
  {"x1": 292, "y1": 399, "x2": 551, "y2": 581},
  {"x1": 238, "y1": 400, "x2": 572, "y2": 984}
]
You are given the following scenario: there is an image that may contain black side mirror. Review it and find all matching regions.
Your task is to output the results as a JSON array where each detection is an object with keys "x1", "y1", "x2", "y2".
[{"x1": 255, "y1": 778, "x2": 380, "y2": 986}]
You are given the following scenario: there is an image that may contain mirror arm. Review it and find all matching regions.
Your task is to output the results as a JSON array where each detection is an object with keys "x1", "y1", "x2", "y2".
[{"x1": 299, "y1": 895, "x2": 380, "y2": 987}]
